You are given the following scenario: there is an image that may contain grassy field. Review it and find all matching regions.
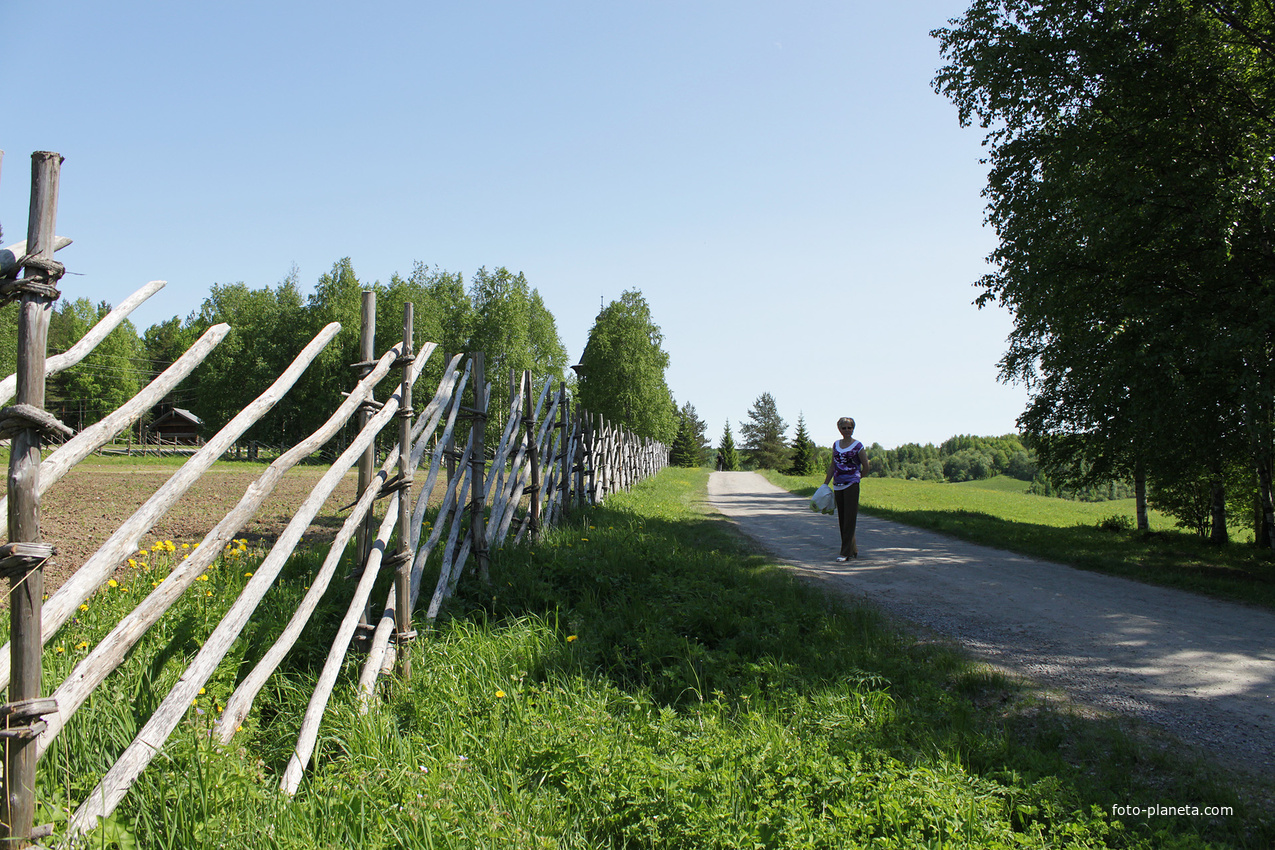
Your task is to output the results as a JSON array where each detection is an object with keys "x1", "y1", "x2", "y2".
[
  {"x1": 763, "y1": 471, "x2": 1275, "y2": 611},
  {"x1": 12, "y1": 468, "x2": 1271, "y2": 847}
]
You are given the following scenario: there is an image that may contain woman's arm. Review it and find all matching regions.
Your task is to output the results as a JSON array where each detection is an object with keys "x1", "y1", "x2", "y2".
[{"x1": 857, "y1": 448, "x2": 869, "y2": 476}]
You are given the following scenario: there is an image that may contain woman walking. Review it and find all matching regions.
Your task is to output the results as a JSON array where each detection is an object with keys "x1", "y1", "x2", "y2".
[{"x1": 823, "y1": 417, "x2": 869, "y2": 562}]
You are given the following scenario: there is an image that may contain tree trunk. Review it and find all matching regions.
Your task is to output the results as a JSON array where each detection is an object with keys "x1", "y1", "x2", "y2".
[
  {"x1": 1134, "y1": 460, "x2": 1149, "y2": 531},
  {"x1": 1209, "y1": 473, "x2": 1228, "y2": 544},
  {"x1": 1258, "y1": 458, "x2": 1275, "y2": 555}
]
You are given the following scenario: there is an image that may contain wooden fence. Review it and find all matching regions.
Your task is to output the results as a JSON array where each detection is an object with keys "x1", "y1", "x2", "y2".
[{"x1": 0, "y1": 151, "x2": 667, "y2": 847}]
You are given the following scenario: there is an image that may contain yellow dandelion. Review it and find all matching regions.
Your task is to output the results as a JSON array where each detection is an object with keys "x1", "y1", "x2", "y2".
[
  {"x1": 79, "y1": 604, "x2": 89, "y2": 612},
  {"x1": 196, "y1": 575, "x2": 209, "y2": 582},
  {"x1": 54, "y1": 646, "x2": 64, "y2": 654},
  {"x1": 495, "y1": 690, "x2": 506, "y2": 699},
  {"x1": 75, "y1": 641, "x2": 89, "y2": 650},
  {"x1": 205, "y1": 591, "x2": 213, "y2": 597},
  {"x1": 164, "y1": 540, "x2": 176, "y2": 553},
  {"x1": 581, "y1": 538, "x2": 588, "y2": 541},
  {"x1": 567, "y1": 635, "x2": 578, "y2": 643},
  {"x1": 181, "y1": 543, "x2": 190, "y2": 550},
  {"x1": 199, "y1": 687, "x2": 206, "y2": 695},
  {"x1": 128, "y1": 559, "x2": 137, "y2": 569},
  {"x1": 107, "y1": 579, "x2": 118, "y2": 588},
  {"x1": 191, "y1": 699, "x2": 198, "y2": 706},
  {"x1": 244, "y1": 572, "x2": 253, "y2": 578},
  {"x1": 121, "y1": 587, "x2": 129, "y2": 593}
]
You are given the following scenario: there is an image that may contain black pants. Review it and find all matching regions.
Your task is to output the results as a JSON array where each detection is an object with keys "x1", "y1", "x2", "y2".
[{"x1": 834, "y1": 483, "x2": 860, "y2": 558}]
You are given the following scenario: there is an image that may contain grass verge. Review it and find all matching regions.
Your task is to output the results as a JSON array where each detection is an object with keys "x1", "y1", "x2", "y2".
[
  {"x1": 762, "y1": 470, "x2": 1275, "y2": 611},
  {"x1": 21, "y1": 469, "x2": 1271, "y2": 847}
]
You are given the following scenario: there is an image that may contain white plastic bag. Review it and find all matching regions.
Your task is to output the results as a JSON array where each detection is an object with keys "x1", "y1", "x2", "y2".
[{"x1": 810, "y1": 484, "x2": 835, "y2": 515}]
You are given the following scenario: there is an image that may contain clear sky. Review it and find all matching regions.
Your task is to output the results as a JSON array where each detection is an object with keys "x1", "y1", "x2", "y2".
[{"x1": 2, "y1": 0, "x2": 1028, "y2": 451}]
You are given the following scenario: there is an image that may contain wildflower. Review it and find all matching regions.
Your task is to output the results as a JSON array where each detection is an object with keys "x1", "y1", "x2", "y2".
[
  {"x1": 199, "y1": 687, "x2": 206, "y2": 695},
  {"x1": 164, "y1": 540, "x2": 176, "y2": 553},
  {"x1": 205, "y1": 591, "x2": 213, "y2": 597},
  {"x1": 54, "y1": 646, "x2": 64, "y2": 654},
  {"x1": 75, "y1": 641, "x2": 89, "y2": 650},
  {"x1": 495, "y1": 690, "x2": 506, "y2": 699},
  {"x1": 567, "y1": 635, "x2": 578, "y2": 643},
  {"x1": 181, "y1": 543, "x2": 190, "y2": 550},
  {"x1": 581, "y1": 538, "x2": 588, "y2": 541},
  {"x1": 79, "y1": 604, "x2": 89, "y2": 612},
  {"x1": 244, "y1": 572, "x2": 253, "y2": 578},
  {"x1": 107, "y1": 579, "x2": 118, "y2": 588},
  {"x1": 121, "y1": 587, "x2": 129, "y2": 593},
  {"x1": 197, "y1": 575, "x2": 209, "y2": 582},
  {"x1": 128, "y1": 559, "x2": 137, "y2": 569}
]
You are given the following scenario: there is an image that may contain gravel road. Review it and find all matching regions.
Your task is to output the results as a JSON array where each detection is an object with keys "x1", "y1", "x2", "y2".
[{"x1": 708, "y1": 471, "x2": 1275, "y2": 778}]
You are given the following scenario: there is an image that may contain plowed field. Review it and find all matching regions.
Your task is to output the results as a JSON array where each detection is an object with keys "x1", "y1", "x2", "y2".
[{"x1": 23, "y1": 463, "x2": 363, "y2": 602}]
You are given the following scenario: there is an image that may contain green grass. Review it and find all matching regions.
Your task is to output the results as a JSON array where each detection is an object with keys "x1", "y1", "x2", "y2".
[
  {"x1": 953, "y1": 475, "x2": 1033, "y2": 494},
  {"x1": 763, "y1": 471, "x2": 1275, "y2": 610},
  {"x1": 23, "y1": 469, "x2": 1273, "y2": 848}
]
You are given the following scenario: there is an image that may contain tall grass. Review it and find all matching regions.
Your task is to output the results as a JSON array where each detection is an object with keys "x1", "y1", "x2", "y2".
[{"x1": 20, "y1": 470, "x2": 1273, "y2": 847}]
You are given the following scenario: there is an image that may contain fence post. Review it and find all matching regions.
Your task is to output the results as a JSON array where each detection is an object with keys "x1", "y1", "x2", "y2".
[
  {"x1": 524, "y1": 371, "x2": 541, "y2": 538},
  {"x1": 563, "y1": 384, "x2": 573, "y2": 512},
  {"x1": 3, "y1": 151, "x2": 65, "y2": 848},
  {"x1": 469, "y1": 353, "x2": 489, "y2": 584},
  {"x1": 394, "y1": 304, "x2": 414, "y2": 677},
  {"x1": 353, "y1": 292, "x2": 378, "y2": 642},
  {"x1": 442, "y1": 352, "x2": 456, "y2": 485}
]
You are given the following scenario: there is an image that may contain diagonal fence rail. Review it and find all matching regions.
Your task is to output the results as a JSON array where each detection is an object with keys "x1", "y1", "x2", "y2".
[{"x1": 0, "y1": 150, "x2": 667, "y2": 847}]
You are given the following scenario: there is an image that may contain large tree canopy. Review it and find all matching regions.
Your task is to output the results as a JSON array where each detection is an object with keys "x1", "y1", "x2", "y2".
[
  {"x1": 933, "y1": 0, "x2": 1275, "y2": 542},
  {"x1": 47, "y1": 298, "x2": 144, "y2": 431},
  {"x1": 143, "y1": 259, "x2": 569, "y2": 451},
  {"x1": 576, "y1": 290, "x2": 677, "y2": 444}
]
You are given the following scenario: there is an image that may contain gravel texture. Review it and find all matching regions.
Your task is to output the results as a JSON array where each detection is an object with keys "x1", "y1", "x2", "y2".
[{"x1": 708, "y1": 471, "x2": 1275, "y2": 778}]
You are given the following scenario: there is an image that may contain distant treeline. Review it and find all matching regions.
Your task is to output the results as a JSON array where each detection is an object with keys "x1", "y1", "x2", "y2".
[
  {"x1": 864, "y1": 434, "x2": 1132, "y2": 502},
  {"x1": 1, "y1": 259, "x2": 571, "y2": 452}
]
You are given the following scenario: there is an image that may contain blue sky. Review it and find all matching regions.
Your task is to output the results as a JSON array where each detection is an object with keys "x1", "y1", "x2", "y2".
[{"x1": 2, "y1": 0, "x2": 1027, "y2": 450}]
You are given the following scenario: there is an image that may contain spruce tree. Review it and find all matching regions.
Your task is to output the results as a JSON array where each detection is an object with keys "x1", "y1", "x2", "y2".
[
  {"x1": 718, "y1": 420, "x2": 740, "y2": 471},
  {"x1": 740, "y1": 392, "x2": 789, "y2": 470},
  {"x1": 670, "y1": 412, "x2": 700, "y2": 467},
  {"x1": 789, "y1": 412, "x2": 816, "y2": 475}
]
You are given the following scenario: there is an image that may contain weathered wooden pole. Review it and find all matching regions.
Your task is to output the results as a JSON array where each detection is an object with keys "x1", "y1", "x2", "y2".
[
  {"x1": 442, "y1": 352, "x2": 456, "y2": 485},
  {"x1": 524, "y1": 371, "x2": 541, "y2": 538},
  {"x1": 394, "y1": 304, "x2": 414, "y2": 677},
  {"x1": 4, "y1": 151, "x2": 63, "y2": 848},
  {"x1": 355, "y1": 292, "x2": 377, "y2": 574},
  {"x1": 469, "y1": 353, "x2": 490, "y2": 584},
  {"x1": 559, "y1": 383, "x2": 571, "y2": 509}
]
